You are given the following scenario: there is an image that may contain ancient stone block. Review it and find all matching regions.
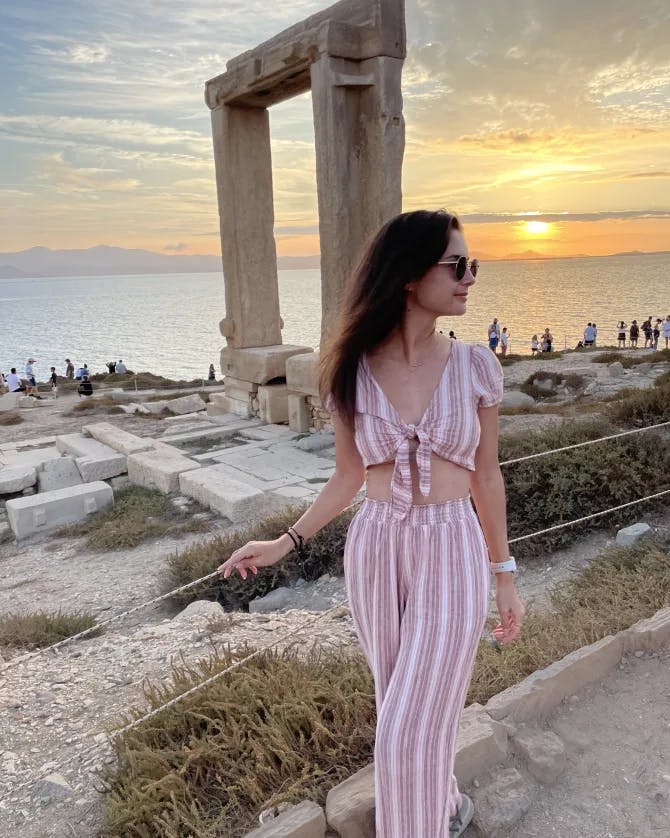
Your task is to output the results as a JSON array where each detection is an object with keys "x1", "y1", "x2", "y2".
[
  {"x1": 326, "y1": 762, "x2": 375, "y2": 838},
  {"x1": 0, "y1": 466, "x2": 37, "y2": 494},
  {"x1": 37, "y1": 457, "x2": 82, "y2": 493},
  {"x1": 3, "y1": 446, "x2": 62, "y2": 470},
  {"x1": 81, "y1": 422, "x2": 153, "y2": 455},
  {"x1": 286, "y1": 352, "x2": 321, "y2": 397},
  {"x1": 179, "y1": 464, "x2": 267, "y2": 522},
  {"x1": 221, "y1": 345, "x2": 313, "y2": 385},
  {"x1": 471, "y1": 767, "x2": 534, "y2": 838},
  {"x1": 6, "y1": 482, "x2": 113, "y2": 539},
  {"x1": 454, "y1": 703, "x2": 508, "y2": 785},
  {"x1": 244, "y1": 800, "x2": 326, "y2": 837},
  {"x1": 165, "y1": 394, "x2": 206, "y2": 415},
  {"x1": 510, "y1": 727, "x2": 567, "y2": 783},
  {"x1": 288, "y1": 394, "x2": 312, "y2": 432},
  {"x1": 127, "y1": 448, "x2": 200, "y2": 494},
  {"x1": 258, "y1": 383, "x2": 289, "y2": 424}
]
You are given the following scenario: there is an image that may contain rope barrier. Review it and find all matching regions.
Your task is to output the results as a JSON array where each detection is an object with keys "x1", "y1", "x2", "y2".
[
  {"x1": 2, "y1": 419, "x2": 669, "y2": 671},
  {"x1": 2, "y1": 485, "x2": 669, "y2": 804}
]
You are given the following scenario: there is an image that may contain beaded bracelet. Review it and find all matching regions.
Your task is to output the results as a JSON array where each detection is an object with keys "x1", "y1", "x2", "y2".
[{"x1": 286, "y1": 526, "x2": 306, "y2": 559}]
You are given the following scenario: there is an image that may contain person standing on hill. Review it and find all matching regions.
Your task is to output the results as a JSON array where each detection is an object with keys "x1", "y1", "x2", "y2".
[
  {"x1": 218, "y1": 210, "x2": 524, "y2": 838},
  {"x1": 65, "y1": 358, "x2": 74, "y2": 379},
  {"x1": 629, "y1": 320, "x2": 639, "y2": 348},
  {"x1": 583, "y1": 322, "x2": 596, "y2": 347},
  {"x1": 642, "y1": 318, "x2": 653, "y2": 348},
  {"x1": 617, "y1": 322, "x2": 627, "y2": 348},
  {"x1": 500, "y1": 326, "x2": 510, "y2": 356},
  {"x1": 653, "y1": 319, "x2": 661, "y2": 350},
  {"x1": 662, "y1": 315, "x2": 670, "y2": 349},
  {"x1": 487, "y1": 317, "x2": 500, "y2": 352},
  {"x1": 49, "y1": 366, "x2": 58, "y2": 399}
]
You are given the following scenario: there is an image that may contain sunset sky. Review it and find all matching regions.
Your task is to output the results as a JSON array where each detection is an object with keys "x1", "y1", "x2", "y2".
[{"x1": 1, "y1": 0, "x2": 668, "y2": 260}]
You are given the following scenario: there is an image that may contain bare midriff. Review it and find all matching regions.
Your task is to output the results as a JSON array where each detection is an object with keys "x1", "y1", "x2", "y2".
[{"x1": 365, "y1": 452, "x2": 472, "y2": 505}]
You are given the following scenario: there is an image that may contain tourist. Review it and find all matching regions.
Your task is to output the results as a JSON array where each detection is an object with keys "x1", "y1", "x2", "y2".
[
  {"x1": 583, "y1": 322, "x2": 596, "y2": 347},
  {"x1": 24, "y1": 357, "x2": 37, "y2": 395},
  {"x1": 49, "y1": 366, "x2": 58, "y2": 399},
  {"x1": 530, "y1": 334, "x2": 539, "y2": 355},
  {"x1": 5, "y1": 367, "x2": 26, "y2": 394},
  {"x1": 653, "y1": 319, "x2": 662, "y2": 350},
  {"x1": 592, "y1": 323, "x2": 598, "y2": 346},
  {"x1": 0, "y1": 371, "x2": 6, "y2": 393},
  {"x1": 500, "y1": 326, "x2": 509, "y2": 356},
  {"x1": 541, "y1": 327, "x2": 553, "y2": 352},
  {"x1": 487, "y1": 317, "x2": 500, "y2": 353},
  {"x1": 448, "y1": 330, "x2": 456, "y2": 339},
  {"x1": 65, "y1": 358, "x2": 74, "y2": 379},
  {"x1": 218, "y1": 209, "x2": 524, "y2": 838},
  {"x1": 629, "y1": 320, "x2": 639, "y2": 348},
  {"x1": 642, "y1": 318, "x2": 653, "y2": 348},
  {"x1": 663, "y1": 315, "x2": 670, "y2": 349},
  {"x1": 75, "y1": 363, "x2": 89, "y2": 379},
  {"x1": 106, "y1": 360, "x2": 117, "y2": 374},
  {"x1": 208, "y1": 363, "x2": 216, "y2": 381},
  {"x1": 77, "y1": 375, "x2": 93, "y2": 397},
  {"x1": 617, "y1": 321, "x2": 627, "y2": 348},
  {"x1": 116, "y1": 359, "x2": 127, "y2": 374}
]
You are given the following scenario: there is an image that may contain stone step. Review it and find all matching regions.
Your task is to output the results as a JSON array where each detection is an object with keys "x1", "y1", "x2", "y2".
[{"x1": 82, "y1": 422, "x2": 153, "y2": 455}]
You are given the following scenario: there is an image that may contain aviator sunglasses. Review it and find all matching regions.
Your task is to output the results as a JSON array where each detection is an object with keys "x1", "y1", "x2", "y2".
[{"x1": 437, "y1": 256, "x2": 479, "y2": 281}]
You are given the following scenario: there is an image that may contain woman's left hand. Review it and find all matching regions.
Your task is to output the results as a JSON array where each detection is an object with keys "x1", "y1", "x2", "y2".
[{"x1": 493, "y1": 578, "x2": 525, "y2": 645}]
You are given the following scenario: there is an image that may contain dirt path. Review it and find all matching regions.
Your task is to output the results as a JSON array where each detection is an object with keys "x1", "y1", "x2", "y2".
[{"x1": 513, "y1": 644, "x2": 670, "y2": 837}]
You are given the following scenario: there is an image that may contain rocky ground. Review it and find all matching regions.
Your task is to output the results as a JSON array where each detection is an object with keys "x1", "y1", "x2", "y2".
[{"x1": 0, "y1": 349, "x2": 668, "y2": 837}]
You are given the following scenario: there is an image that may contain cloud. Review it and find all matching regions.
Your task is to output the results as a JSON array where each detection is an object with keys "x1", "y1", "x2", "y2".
[{"x1": 163, "y1": 242, "x2": 188, "y2": 251}]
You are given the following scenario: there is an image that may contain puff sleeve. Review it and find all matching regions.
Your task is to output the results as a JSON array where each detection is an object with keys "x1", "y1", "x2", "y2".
[{"x1": 471, "y1": 343, "x2": 504, "y2": 408}]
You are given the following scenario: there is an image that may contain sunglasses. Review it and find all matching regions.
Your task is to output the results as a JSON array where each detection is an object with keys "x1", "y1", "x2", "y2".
[{"x1": 437, "y1": 256, "x2": 479, "y2": 280}]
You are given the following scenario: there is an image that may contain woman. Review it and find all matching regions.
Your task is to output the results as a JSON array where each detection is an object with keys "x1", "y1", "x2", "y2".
[
  {"x1": 617, "y1": 321, "x2": 627, "y2": 348},
  {"x1": 219, "y1": 210, "x2": 524, "y2": 837}
]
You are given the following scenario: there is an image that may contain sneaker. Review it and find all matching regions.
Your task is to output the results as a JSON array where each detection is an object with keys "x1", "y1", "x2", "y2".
[{"x1": 449, "y1": 793, "x2": 474, "y2": 837}]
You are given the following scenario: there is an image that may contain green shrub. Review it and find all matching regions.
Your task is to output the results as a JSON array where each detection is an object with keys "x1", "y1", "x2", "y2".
[
  {"x1": 591, "y1": 348, "x2": 670, "y2": 368},
  {"x1": 519, "y1": 370, "x2": 563, "y2": 400},
  {"x1": 0, "y1": 609, "x2": 101, "y2": 651},
  {"x1": 103, "y1": 539, "x2": 669, "y2": 837},
  {"x1": 607, "y1": 380, "x2": 670, "y2": 426},
  {"x1": 499, "y1": 418, "x2": 670, "y2": 557},
  {"x1": 164, "y1": 505, "x2": 356, "y2": 610}
]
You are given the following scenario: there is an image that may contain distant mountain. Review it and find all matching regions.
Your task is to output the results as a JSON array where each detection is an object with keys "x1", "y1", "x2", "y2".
[{"x1": 0, "y1": 246, "x2": 323, "y2": 279}]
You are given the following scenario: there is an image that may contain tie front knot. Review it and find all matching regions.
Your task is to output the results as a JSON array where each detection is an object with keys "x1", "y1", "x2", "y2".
[{"x1": 404, "y1": 424, "x2": 417, "y2": 439}]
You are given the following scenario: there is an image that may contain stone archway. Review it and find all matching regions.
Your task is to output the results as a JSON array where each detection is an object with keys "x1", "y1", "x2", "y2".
[{"x1": 205, "y1": 0, "x2": 405, "y2": 429}]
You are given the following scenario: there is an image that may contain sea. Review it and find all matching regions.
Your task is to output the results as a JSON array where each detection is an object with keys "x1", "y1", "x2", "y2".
[{"x1": 1, "y1": 253, "x2": 668, "y2": 381}]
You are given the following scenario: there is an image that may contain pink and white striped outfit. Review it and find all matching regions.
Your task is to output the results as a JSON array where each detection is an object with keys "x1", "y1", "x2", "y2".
[{"x1": 341, "y1": 340, "x2": 503, "y2": 836}]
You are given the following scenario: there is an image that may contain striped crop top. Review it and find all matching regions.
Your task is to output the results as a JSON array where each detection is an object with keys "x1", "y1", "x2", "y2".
[{"x1": 328, "y1": 340, "x2": 504, "y2": 519}]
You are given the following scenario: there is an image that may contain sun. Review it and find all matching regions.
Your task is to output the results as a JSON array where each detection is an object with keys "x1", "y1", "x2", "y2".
[{"x1": 524, "y1": 220, "x2": 550, "y2": 235}]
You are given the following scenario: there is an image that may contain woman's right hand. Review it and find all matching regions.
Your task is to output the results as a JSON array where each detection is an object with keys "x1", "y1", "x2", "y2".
[{"x1": 218, "y1": 537, "x2": 290, "y2": 580}]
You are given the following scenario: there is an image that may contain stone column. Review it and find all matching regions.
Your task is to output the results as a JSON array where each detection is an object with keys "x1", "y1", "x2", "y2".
[
  {"x1": 211, "y1": 104, "x2": 282, "y2": 349},
  {"x1": 310, "y1": 54, "x2": 404, "y2": 346}
]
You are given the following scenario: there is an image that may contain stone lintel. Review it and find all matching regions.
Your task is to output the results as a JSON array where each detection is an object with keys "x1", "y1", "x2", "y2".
[
  {"x1": 221, "y1": 345, "x2": 313, "y2": 385},
  {"x1": 205, "y1": 0, "x2": 406, "y2": 109}
]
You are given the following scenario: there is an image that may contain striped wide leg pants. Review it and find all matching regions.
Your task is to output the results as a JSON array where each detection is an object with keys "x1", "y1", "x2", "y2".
[{"x1": 344, "y1": 497, "x2": 490, "y2": 838}]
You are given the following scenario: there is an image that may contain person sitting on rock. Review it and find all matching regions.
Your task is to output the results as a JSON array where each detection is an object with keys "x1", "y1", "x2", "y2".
[
  {"x1": 78, "y1": 375, "x2": 93, "y2": 397},
  {"x1": 115, "y1": 359, "x2": 127, "y2": 374}
]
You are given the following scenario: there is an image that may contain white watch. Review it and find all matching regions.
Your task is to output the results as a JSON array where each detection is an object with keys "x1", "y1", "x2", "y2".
[{"x1": 489, "y1": 557, "x2": 517, "y2": 574}]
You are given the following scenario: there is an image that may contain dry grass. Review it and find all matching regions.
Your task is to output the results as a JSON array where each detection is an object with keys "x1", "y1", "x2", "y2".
[
  {"x1": 0, "y1": 410, "x2": 23, "y2": 425},
  {"x1": 66, "y1": 396, "x2": 123, "y2": 415},
  {"x1": 591, "y1": 348, "x2": 670, "y2": 368},
  {"x1": 56, "y1": 486, "x2": 211, "y2": 550},
  {"x1": 101, "y1": 538, "x2": 669, "y2": 837},
  {"x1": 0, "y1": 609, "x2": 101, "y2": 652}
]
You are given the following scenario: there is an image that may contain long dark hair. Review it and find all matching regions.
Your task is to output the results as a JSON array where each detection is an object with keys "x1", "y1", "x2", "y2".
[{"x1": 319, "y1": 209, "x2": 460, "y2": 426}]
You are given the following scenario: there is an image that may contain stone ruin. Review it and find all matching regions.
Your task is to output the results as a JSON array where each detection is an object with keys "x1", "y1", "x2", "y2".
[{"x1": 205, "y1": 0, "x2": 406, "y2": 431}]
